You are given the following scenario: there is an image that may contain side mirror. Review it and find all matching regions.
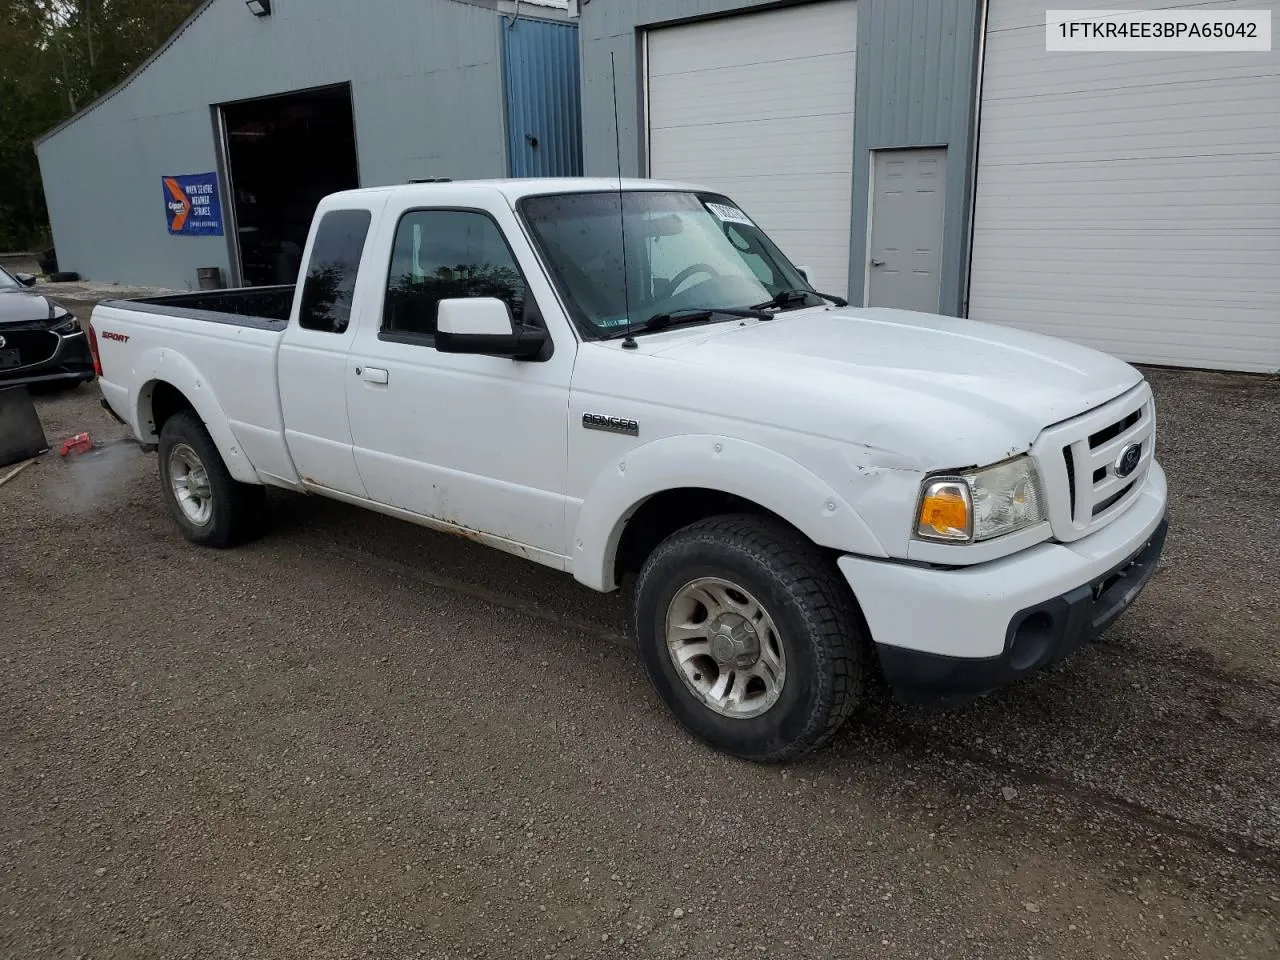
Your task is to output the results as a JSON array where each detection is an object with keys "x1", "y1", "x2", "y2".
[
  {"x1": 435, "y1": 297, "x2": 548, "y2": 360},
  {"x1": 14, "y1": 273, "x2": 37, "y2": 287},
  {"x1": 794, "y1": 265, "x2": 813, "y2": 286}
]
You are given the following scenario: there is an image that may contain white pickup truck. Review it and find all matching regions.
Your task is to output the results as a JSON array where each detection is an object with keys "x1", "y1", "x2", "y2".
[{"x1": 91, "y1": 178, "x2": 1168, "y2": 761}]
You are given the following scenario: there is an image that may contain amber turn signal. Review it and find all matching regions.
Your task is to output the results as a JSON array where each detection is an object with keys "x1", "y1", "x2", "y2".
[{"x1": 917, "y1": 480, "x2": 972, "y2": 541}]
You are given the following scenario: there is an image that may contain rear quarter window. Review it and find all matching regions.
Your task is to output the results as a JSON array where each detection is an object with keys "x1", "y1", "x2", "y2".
[{"x1": 298, "y1": 209, "x2": 373, "y2": 333}]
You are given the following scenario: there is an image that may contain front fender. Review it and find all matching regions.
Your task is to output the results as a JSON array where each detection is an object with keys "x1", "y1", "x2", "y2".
[
  {"x1": 132, "y1": 347, "x2": 260, "y2": 485},
  {"x1": 571, "y1": 434, "x2": 888, "y2": 591}
]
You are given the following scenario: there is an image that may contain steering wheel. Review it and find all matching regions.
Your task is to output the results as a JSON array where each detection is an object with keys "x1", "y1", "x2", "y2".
[{"x1": 668, "y1": 263, "x2": 720, "y2": 295}]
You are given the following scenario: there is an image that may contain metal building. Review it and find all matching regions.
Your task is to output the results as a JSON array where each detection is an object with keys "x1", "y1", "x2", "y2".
[
  {"x1": 579, "y1": 0, "x2": 1279, "y2": 373},
  {"x1": 35, "y1": 0, "x2": 582, "y2": 291}
]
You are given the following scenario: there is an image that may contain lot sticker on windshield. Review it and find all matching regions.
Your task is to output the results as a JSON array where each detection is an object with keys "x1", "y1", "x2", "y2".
[{"x1": 704, "y1": 202, "x2": 754, "y2": 226}]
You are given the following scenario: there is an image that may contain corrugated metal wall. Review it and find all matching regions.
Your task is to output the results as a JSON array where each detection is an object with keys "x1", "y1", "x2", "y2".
[
  {"x1": 502, "y1": 18, "x2": 583, "y2": 177},
  {"x1": 578, "y1": 0, "x2": 982, "y2": 314},
  {"x1": 35, "y1": 0, "x2": 511, "y2": 289},
  {"x1": 848, "y1": 0, "x2": 983, "y2": 316}
]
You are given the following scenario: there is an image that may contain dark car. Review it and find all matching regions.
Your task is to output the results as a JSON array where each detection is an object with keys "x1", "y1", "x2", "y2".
[{"x1": 0, "y1": 264, "x2": 95, "y2": 390}]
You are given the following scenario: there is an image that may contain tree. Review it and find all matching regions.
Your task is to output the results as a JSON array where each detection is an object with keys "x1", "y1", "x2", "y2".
[{"x1": 0, "y1": 0, "x2": 201, "y2": 250}]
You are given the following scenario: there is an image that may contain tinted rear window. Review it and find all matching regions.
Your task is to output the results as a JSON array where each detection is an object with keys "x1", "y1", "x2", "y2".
[{"x1": 298, "y1": 209, "x2": 372, "y2": 333}]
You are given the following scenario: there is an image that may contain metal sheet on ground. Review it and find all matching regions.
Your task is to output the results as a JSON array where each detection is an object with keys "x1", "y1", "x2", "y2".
[{"x1": 0, "y1": 386, "x2": 49, "y2": 467}]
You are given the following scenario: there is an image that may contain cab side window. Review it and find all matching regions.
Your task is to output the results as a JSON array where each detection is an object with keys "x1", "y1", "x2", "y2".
[
  {"x1": 382, "y1": 210, "x2": 528, "y2": 339},
  {"x1": 298, "y1": 209, "x2": 372, "y2": 333}
]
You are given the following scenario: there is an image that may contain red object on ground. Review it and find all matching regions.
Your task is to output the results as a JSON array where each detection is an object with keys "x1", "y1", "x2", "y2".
[{"x1": 60, "y1": 432, "x2": 94, "y2": 457}]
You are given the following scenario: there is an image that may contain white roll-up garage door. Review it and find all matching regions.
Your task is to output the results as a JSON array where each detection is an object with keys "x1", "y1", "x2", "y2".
[
  {"x1": 645, "y1": 1, "x2": 858, "y2": 297},
  {"x1": 968, "y1": 1, "x2": 1280, "y2": 372}
]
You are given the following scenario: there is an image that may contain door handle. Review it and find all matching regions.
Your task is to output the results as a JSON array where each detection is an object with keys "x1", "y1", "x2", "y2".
[
  {"x1": 357, "y1": 366, "x2": 389, "y2": 385},
  {"x1": 870, "y1": 259, "x2": 885, "y2": 267}
]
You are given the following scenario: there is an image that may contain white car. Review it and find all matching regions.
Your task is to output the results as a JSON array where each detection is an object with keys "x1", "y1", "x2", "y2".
[{"x1": 90, "y1": 178, "x2": 1168, "y2": 761}]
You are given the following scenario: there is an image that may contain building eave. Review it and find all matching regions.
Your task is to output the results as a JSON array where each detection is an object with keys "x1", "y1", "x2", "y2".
[{"x1": 34, "y1": 0, "x2": 220, "y2": 148}]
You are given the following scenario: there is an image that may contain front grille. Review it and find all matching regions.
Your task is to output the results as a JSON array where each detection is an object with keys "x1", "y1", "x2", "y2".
[
  {"x1": 1093, "y1": 479, "x2": 1136, "y2": 517},
  {"x1": 1033, "y1": 383, "x2": 1156, "y2": 542},
  {"x1": 1063, "y1": 446, "x2": 1076, "y2": 517},
  {"x1": 1088, "y1": 409, "x2": 1142, "y2": 449},
  {"x1": 0, "y1": 330, "x2": 58, "y2": 368}
]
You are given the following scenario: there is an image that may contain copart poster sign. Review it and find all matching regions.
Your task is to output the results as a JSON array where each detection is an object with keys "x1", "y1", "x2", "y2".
[{"x1": 163, "y1": 172, "x2": 224, "y2": 236}]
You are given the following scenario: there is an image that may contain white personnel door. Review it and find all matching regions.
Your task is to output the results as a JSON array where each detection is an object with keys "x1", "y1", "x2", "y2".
[
  {"x1": 645, "y1": 0, "x2": 858, "y2": 297},
  {"x1": 866, "y1": 148, "x2": 948, "y2": 314}
]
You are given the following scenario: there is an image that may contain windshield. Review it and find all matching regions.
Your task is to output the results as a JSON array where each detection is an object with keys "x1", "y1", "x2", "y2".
[
  {"x1": 518, "y1": 191, "x2": 813, "y2": 339},
  {"x1": 0, "y1": 267, "x2": 19, "y2": 290}
]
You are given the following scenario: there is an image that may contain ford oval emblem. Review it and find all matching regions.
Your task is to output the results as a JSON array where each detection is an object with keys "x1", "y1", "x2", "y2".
[
  {"x1": 1114, "y1": 442, "x2": 1142, "y2": 478},
  {"x1": 0, "y1": 335, "x2": 6, "y2": 349}
]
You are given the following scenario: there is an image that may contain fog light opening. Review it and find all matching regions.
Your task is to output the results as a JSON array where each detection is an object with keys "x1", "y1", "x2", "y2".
[{"x1": 1009, "y1": 611, "x2": 1055, "y2": 671}]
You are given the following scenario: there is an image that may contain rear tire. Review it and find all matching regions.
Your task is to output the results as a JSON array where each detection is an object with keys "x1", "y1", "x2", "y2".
[
  {"x1": 157, "y1": 411, "x2": 264, "y2": 547},
  {"x1": 632, "y1": 514, "x2": 867, "y2": 762}
]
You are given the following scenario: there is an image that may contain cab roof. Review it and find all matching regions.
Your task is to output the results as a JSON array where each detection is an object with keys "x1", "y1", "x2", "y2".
[{"x1": 325, "y1": 177, "x2": 711, "y2": 204}]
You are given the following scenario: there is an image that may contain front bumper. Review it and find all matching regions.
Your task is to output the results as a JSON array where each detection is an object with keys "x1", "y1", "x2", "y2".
[
  {"x1": 877, "y1": 518, "x2": 1166, "y2": 703},
  {"x1": 838, "y1": 462, "x2": 1168, "y2": 704},
  {"x1": 0, "y1": 330, "x2": 95, "y2": 387}
]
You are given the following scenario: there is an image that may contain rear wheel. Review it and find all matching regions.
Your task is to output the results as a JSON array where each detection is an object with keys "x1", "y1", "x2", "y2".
[
  {"x1": 632, "y1": 514, "x2": 867, "y2": 762},
  {"x1": 157, "y1": 411, "x2": 264, "y2": 547}
]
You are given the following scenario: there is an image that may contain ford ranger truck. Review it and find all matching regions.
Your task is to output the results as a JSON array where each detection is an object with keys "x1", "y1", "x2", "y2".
[{"x1": 89, "y1": 178, "x2": 1168, "y2": 762}]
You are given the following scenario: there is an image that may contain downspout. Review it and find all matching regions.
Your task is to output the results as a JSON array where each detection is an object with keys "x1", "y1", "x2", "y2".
[{"x1": 960, "y1": 0, "x2": 991, "y2": 318}]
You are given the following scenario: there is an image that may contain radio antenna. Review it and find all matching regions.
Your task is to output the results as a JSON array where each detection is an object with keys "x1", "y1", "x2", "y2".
[{"x1": 611, "y1": 52, "x2": 637, "y2": 350}]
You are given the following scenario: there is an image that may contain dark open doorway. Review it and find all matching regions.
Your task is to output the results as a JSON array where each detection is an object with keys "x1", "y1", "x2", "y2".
[{"x1": 219, "y1": 84, "x2": 359, "y2": 287}]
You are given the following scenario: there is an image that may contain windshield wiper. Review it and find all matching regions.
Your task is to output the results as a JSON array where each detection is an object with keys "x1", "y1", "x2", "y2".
[
  {"x1": 633, "y1": 306, "x2": 773, "y2": 334},
  {"x1": 752, "y1": 288, "x2": 848, "y2": 311}
]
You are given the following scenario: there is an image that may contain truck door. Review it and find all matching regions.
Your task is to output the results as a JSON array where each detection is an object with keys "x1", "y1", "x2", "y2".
[
  {"x1": 277, "y1": 206, "x2": 378, "y2": 497},
  {"x1": 344, "y1": 199, "x2": 573, "y2": 562}
]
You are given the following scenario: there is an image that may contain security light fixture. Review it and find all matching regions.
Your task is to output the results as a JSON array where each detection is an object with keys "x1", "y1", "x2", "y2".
[{"x1": 245, "y1": 0, "x2": 271, "y2": 16}]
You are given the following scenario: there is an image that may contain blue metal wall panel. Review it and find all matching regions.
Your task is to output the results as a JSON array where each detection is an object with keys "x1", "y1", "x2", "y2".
[{"x1": 502, "y1": 18, "x2": 583, "y2": 178}]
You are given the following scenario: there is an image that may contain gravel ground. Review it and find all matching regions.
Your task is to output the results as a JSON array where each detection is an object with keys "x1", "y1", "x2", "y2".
[{"x1": 1, "y1": 359, "x2": 1277, "y2": 960}]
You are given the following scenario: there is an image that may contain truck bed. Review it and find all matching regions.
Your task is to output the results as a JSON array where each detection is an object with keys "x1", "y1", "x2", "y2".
[
  {"x1": 103, "y1": 284, "x2": 294, "y2": 330},
  {"x1": 92, "y1": 287, "x2": 298, "y2": 488}
]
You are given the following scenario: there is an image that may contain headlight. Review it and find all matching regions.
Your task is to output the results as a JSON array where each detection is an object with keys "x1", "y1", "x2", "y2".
[
  {"x1": 916, "y1": 455, "x2": 1045, "y2": 543},
  {"x1": 52, "y1": 312, "x2": 81, "y2": 335}
]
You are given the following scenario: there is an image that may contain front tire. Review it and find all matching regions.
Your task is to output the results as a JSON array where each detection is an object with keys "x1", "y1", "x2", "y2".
[
  {"x1": 633, "y1": 514, "x2": 867, "y2": 762},
  {"x1": 157, "y1": 411, "x2": 264, "y2": 547}
]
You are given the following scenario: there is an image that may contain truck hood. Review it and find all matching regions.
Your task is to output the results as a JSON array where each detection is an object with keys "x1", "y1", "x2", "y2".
[{"x1": 642, "y1": 306, "x2": 1143, "y2": 466}]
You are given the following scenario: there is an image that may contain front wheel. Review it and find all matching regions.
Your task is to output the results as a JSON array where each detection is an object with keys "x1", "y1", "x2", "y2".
[
  {"x1": 632, "y1": 515, "x2": 867, "y2": 762},
  {"x1": 157, "y1": 411, "x2": 264, "y2": 547}
]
